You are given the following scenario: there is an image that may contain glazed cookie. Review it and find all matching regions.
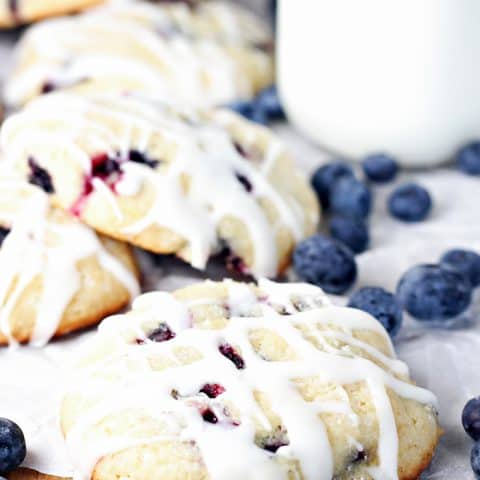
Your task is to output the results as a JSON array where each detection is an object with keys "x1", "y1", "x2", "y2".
[
  {"x1": 0, "y1": 171, "x2": 140, "y2": 347},
  {"x1": 1, "y1": 93, "x2": 318, "y2": 277},
  {"x1": 0, "y1": 0, "x2": 102, "y2": 28},
  {"x1": 59, "y1": 279, "x2": 440, "y2": 480},
  {"x1": 4, "y1": 0, "x2": 273, "y2": 108}
]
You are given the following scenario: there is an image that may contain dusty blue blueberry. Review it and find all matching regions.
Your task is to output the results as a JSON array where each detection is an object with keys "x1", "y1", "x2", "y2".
[
  {"x1": 463, "y1": 397, "x2": 480, "y2": 441},
  {"x1": 293, "y1": 234, "x2": 357, "y2": 294},
  {"x1": 472, "y1": 442, "x2": 480, "y2": 479},
  {"x1": 362, "y1": 153, "x2": 399, "y2": 183},
  {"x1": 388, "y1": 183, "x2": 432, "y2": 222},
  {"x1": 348, "y1": 287, "x2": 403, "y2": 336},
  {"x1": 0, "y1": 418, "x2": 26, "y2": 474},
  {"x1": 330, "y1": 177, "x2": 372, "y2": 218},
  {"x1": 311, "y1": 162, "x2": 354, "y2": 209},
  {"x1": 256, "y1": 86, "x2": 285, "y2": 120},
  {"x1": 396, "y1": 264, "x2": 472, "y2": 321},
  {"x1": 457, "y1": 142, "x2": 480, "y2": 176},
  {"x1": 227, "y1": 100, "x2": 267, "y2": 125},
  {"x1": 440, "y1": 249, "x2": 480, "y2": 288},
  {"x1": 329, "y1": 215, "x2": 369, "y2": 254}
]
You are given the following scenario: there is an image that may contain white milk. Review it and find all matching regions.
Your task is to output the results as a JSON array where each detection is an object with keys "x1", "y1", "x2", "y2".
[{"x1": 277, "y1": 0, "x2": 480, "y2": 167}]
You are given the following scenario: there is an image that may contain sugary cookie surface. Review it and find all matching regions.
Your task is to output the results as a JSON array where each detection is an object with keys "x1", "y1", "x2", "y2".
[
  {"x1": 1, "y1": 93, "x2": 318, "y2": 277},
  {"x1": 61, "y1": 279, "x2": 440, "y2": 480},
  {"x1": 4, "y1": 0, "x2": 273, "y2": 108},
  {"x1": 0, "y1": 170, "x2": 139, "y2": 346},
  {"x1": 0, "y1": 0, "x2": 102, "y2": 27}
]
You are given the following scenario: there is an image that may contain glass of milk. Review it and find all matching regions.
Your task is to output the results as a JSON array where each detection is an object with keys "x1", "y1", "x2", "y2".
[{"x1": 277, "y1": 0, "x2": 480, "y2": 167}]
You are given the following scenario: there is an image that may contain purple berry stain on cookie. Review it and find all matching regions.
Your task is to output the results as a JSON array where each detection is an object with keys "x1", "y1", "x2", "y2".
[
  {"x1": 200, "y1": 384, "x2": 225, "y2": 399},
  {"x1": 148, "y1": 323, "x2": 176, "y2": 342},
  {"x1": 71, "y1": 150, "x2": 160, "y2": 216},
  {"x1": 0, "y1": 227, "x2": 10, "y2": 247},
  {"x1": 28, "y1": 157, "x2": 55, "y2": 194},
  {"x1": 235, "y1": 172, "x2": 253, "y2": 193},
  {"x1": 219, "y1": 343, "x2": 245, "y2": 370}
]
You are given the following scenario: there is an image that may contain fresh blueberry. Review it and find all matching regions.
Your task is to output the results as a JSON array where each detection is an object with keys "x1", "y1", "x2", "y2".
[
  {"x1": 396, "y1": 264, "x2": 472, "y2": 321},
  {"x1": 463, "y1": 397, "x2": 480, "y2": 441},
  {"x1": 0, "y1": 418, "x2": 26, "y2": 474},
  {"x1": 472, "y1": 442, "x2": 480, "y2": 479},
  {"x1": 388, "y1": 183, "x2": 432, "y2": 222},
  {"x1": 457, "y1": 142, "x2": 480, "y2": 176},
  {"x1": 348, "y1": 287, "x2": 403, "y2": 336},
  {"x1": 362, "y1": 153, "x2": 399, "y2": 183},
  {"x1": 293, "y1": 234, "x2": 357, "y2": 294},
  {"x1": 227, "y1": 100, "x2": 267, "y2": 125},
  {"x1": 256, "y1": 86, "x2": 285, "y2": 121},
  {"x1": 440, "y1": 249, "x2": 480, "y2": 288},
  {"x1": 329, "y1": 215, "x2": 369, "y2": 254},
  {"x1": 311, "y1": 162, "x2": 354, "y2": 209},
  {"x1": 330, "y1": 177, "x2": 372, "y2": 219}
]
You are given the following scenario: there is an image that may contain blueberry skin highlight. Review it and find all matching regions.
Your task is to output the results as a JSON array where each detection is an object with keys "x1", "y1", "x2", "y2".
[
  {"x1": 440, "y1": 249, "x2": 480, "y2": 288},
  {"x1": 293, "y1": 234, "x2": 357, "y2": 295},
  {"x1": 388, "y1": 183, "x2": 432, "y2": 222},
  {"x1": 463, "y1": 397, "x2": 480, "y2": 441},
  {"x1": 0, "y1": 418, "x2": 26, "y2": 474},
  {"x1": 362, "y1": 153, "x2": 399, "y2": 183},
  {"x1": 457, "y1": 141, "x2": 480, "y2": 176},
  {"x1": 348, "y1": 287, "x2": 403, "y2": 336},
  {"x1": 311, "y1": 162, "x2": 354, "y2": 210},
  {"x1": 330, "y1": 177, "x2": 372, "y2": 219},
  {"x1": 396, "y1": 264, "x2": 472, "y2": 321},
  {"x1": 329, "y1": 215, "x2": 369, "y2": 254}
]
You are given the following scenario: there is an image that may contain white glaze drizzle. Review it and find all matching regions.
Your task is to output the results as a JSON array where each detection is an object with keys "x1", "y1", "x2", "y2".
[
  {"x1": 1, "y1": 93, "x2": 313, "y2": 277},
  {"x1": 0, "y1": 178, "x2": 139, "y2": 347},
  {"x1": 63, "y1": 280, "x2": 438, "y2": 480},
  {"x1": 4, "y1": 0, "x2": 272, "y2": 108}
]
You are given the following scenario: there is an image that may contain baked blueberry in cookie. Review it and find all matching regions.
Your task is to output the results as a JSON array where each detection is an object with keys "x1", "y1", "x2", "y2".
[
  {"x1": 60, "y1": 279, "x2": 440, "y2": 480},
  {"x1": 1, "y1": 93, "x2": 318, "y2": 278},
  {"x1": 27, "y1": 157, "x2": 54, "y2": 193}
]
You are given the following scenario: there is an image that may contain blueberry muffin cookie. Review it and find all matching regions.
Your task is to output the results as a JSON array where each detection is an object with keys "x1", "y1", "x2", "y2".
[
  {"x1": 0, "y1": 170, "x2": 140, "y2": 347},
  {"x1": 58, "y1": 279, "x2": 440, "y2": 480},
  {"x1": 4, "y1": 0, "x2": 273, "y2": 108},
  {"x1": 0, "y1": 0, "x2": 102, "y2": 28},
  {"x1": 1, "y1": 93, "x2": 318, "y2": 277}
]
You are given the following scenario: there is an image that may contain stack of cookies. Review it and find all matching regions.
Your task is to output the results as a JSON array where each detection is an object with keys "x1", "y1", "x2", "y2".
[{"x1": 0, "y1": 2, "x2": 441, "y2": 480}]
